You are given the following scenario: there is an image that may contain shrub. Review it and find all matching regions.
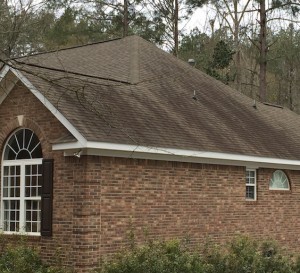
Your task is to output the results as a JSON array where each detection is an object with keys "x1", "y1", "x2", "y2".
[
  {"x1": 0, "y1": 234, "x2": 72, "y2": 273},
  {"x1": 224, "y1": 236, "x2": 294, "y2": 273},
  {"x1": 0, "y1": 244, "x2": 45, "y2": 273},
  {"x1": 98, "y1": 235, "x2": 300, "y2": 273},
  {"x1": 200, "y1": 243, "x2": 226, "y2": 273},
  {"x1": 98, "y1": 239, "x2": 204, "y2": 273}
]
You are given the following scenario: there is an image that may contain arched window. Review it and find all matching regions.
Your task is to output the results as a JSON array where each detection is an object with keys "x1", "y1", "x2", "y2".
[
  {"x1": 4, "y1": 128, "x2": 42, "y2": 160},
  {"x1": 1, "y1": 128, "x2": 43, "y2": 234},
  {"x1": 269, "y1": 170, "x2": 290, "y2": 190}
]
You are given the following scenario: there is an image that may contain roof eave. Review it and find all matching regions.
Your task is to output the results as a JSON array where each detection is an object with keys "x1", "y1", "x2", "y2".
[{"x1": 53, "y1": 141, "x2": 300, "y2": 170}]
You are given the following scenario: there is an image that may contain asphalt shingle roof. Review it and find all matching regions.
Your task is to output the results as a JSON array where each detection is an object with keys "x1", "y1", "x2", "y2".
[{"x1": 13, "y1": 35, "x2": 300, "y2": 160}]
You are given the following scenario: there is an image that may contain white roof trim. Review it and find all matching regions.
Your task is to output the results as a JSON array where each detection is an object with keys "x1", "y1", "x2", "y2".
[
  {"x1": 54, "y1": 141, "x2": 300, "y2": 170},
  {"x1": 0, "y1": 65, "x2": 87, "y2": 146},
  {"x1": 0, "y1": 65, "x2": 9, "y2": 80},
  {"x1": 0, "y1": 65, "x2": 12, "y2": 104}
]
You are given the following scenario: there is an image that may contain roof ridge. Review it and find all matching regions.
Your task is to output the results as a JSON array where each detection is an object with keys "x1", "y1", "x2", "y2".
[
  {"x1": 13, "y1": 37, "x2": 123, "y2": 60},
  {"x1": 263, "y1": 102, "x2": 283, "y2": 109},
  {"x1": 14, "y1": 60, "x2": 131, "y2": 85}
]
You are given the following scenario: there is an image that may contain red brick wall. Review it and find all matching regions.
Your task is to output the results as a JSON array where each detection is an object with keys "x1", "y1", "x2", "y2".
[
  {"x1": 1, "y1": 83, "x2": 300, "y2": 273},
  {"x1": 93, "y1": 156, "x2": 300, "y2": 259},
  {"x1": 0, "y1": 84, "x2": 95, "y2": 270}
]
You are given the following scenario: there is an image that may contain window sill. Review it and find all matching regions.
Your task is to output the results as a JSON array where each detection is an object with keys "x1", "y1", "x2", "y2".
[
  {"x1": 0, "y1": 233, "x2": 41, "y2": 241},
  {"x1": 245, "y1": 199, "x2": 257, "y2": 204},
  {"x1": 269, "y1": 189, "x2": 291, "y2": 194}
]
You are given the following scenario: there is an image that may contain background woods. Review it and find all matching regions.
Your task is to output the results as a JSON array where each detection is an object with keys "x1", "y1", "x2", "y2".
[{"x1": 1, "y1": 0, "x2": 300, "y2": 111}]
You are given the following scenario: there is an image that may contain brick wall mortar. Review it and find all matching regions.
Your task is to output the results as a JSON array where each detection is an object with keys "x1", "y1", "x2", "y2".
[{"x1": 91, "y1": 156, "x2": 300, "y2": 260}]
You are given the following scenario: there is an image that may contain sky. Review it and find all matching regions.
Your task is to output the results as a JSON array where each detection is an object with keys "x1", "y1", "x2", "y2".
[
  {"x1": 183, "y1": 0, "x2": 300, "y2": 37},
  {"x1": 182, "y1": 6, "x2": 212, "y2": 34}
]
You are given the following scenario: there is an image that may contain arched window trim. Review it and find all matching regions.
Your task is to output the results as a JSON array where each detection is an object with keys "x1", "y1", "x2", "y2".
[
  {"x1": 3, "y1": 128, "x2": 42, "y2": 161},
  {"x1": 269, "y1": 170, "x2": 290, "y2": 191},
  {"x1": 1, "y1": 128, "x2": 43, "y2": 235}
]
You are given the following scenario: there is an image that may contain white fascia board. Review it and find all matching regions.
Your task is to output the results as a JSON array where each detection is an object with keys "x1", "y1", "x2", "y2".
[
  {"x1": 7, "y1": 67, "x2": 87, "y2": 147},
  {"x1": 55, "y1": 141, "x2": 300, "y2": 170},
  {"x1": 0, "y1": 65, "x2": 10, "y2": 80},
  {"x1": 0, "y1": 65, "x2": 12, "y2": 104}
]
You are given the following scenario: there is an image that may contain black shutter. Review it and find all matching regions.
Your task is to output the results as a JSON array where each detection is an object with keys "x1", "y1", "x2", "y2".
[{"x1": 41, "y1": 159, "x2": 53, "y2": 236}]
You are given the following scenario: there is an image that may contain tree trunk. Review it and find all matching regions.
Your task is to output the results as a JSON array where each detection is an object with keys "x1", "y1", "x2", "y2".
[
  {"x1": 259, "y1": 0, "x2": 267, "y2": 102},
  {"x1": 174, "y1": 0, "x2": 179, "y2": 57},
  {"x1": 123, "y1": 0, "x2": 128, "y2": 37},
  {"x1": 289, "y1": 69, "x2": 293, "y2": 110},
  {"x1": 288, "y1": 24, "x2": 294, "y2": 111},
  {"x1": 233, "y1": 0, "x2": 241, "y2": 92}
]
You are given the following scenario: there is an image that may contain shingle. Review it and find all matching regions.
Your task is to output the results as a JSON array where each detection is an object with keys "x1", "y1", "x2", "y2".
[{"x1": 13, "y1": 35, "x2": 300, "y2": 160}]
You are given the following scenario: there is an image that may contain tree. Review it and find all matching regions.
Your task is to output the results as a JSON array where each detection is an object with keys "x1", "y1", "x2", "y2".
[
  {"x1": 252, "y1": 0, "x2": 300, "y2": 101},
  {"x1": 179, "y1": 28, "x2": 212, "y2": 70},
  {"x1": 209, "y1": 40, "x2": 234, "y2": 82},
  {"x1": 188, "y1": 0, "x2": 300, "y2": 102},
  {"x1": 268, "y1": 24, "x2": 300, "y2": 110},
  {"x1": 45, "y1": 0, "x2": 165, "y2": 44},
  {"x1": 42, "y1": 6, "x2": 110, "y2": 50},
  {"x1": 179, "y1": 28, "x2": 235, "y2": 84},
  {"x1": 188, "y1": 0, "x2": 251, "y2": 91},
  {"x1": 148, "y1": 0, "x2": 208, "y2": 56},
  {"x1": 0, "y1": 0, "x2": 55, "y2": 57}
]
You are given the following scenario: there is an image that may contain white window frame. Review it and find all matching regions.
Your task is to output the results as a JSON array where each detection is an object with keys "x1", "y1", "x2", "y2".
[
  {"x1": 246, "y1": 169, "x2": 257, "y2": 201},
  {"x1": 269, "y1": 170, "x2": 290, "y2": 191},
  {"x1": 1, "y1": 128, "x2": 43, "y2": 235},
  {"x1": 0, "y1": 159, "x2": 43, "y2": 236},
  {"x1": 1, "y1": 159, "x2": 42, "y2": 236}
]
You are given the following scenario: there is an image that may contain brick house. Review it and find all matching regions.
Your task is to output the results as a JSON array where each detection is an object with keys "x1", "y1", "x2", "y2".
[{"x1": 1, "y1": 35, "x2": 300, "y2": 272}]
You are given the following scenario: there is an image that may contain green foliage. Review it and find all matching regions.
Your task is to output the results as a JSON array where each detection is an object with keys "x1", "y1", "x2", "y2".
[
  {"x1": 271, "y1": 0, "x2": 300, "y2": 15},
  {"x1": 98, "y1": 239, "x2": 204, "y2": 273},
  {"x1": 293, "y1": 256, "x2": 300, "y2": 273},
  {"x1": 211, "y1": 40, "x2": 234, "y2": 70},
  {"x1": 267, "y1": 25, "x2": 300, "y2": 108},
  {"x1": 99, "y1": 235, "x2": 300, "y2": 273},
  {"x1": 0, "y1": 244, "x2": 45, "y2": 273},
  {"x1": 200, "y1": 243, "x2": 226, "y2": 273},
  {"x1": 206, "y1": 40, "x2": 235, "y2": 84},
  {"x1": 186, "y1": 0, "x2": 210, "y2": 8},
  {"x1": 0, "y1": 1, "x2": 56, "y2": 56},
  {"x1": 225, "y1": 235, "x2": 259, "y2": 273},
  {"x1": 0, "y1": 234, "x2": 72, "y2": 273},
  {"x1": 179, "y1": 29, "x2": 235, "y2": 85},
  {"x1": 0, "y1": 233, "x2": 298, "y2": 273}
]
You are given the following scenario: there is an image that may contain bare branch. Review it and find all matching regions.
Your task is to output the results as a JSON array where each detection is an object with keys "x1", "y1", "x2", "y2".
[
  {"x1": 247, "y1": 35, "x2": 260, "y2": 50},
  {"x1": 267, "y1": 17, "x2": 300, "y2": 24},
  {"x1": 266, "y1": 2, "x2": 300, "y2": 13}
]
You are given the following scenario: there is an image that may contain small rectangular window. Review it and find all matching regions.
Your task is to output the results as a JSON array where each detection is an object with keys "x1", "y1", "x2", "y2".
[{"x1": 246, "y1": 169, "x2": 256, "y2": 201}]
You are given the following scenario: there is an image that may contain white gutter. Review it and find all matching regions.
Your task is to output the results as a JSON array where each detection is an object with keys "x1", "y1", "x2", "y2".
[{"x1": 53, "y1": 141, "x2": 300, "y2": 170}]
